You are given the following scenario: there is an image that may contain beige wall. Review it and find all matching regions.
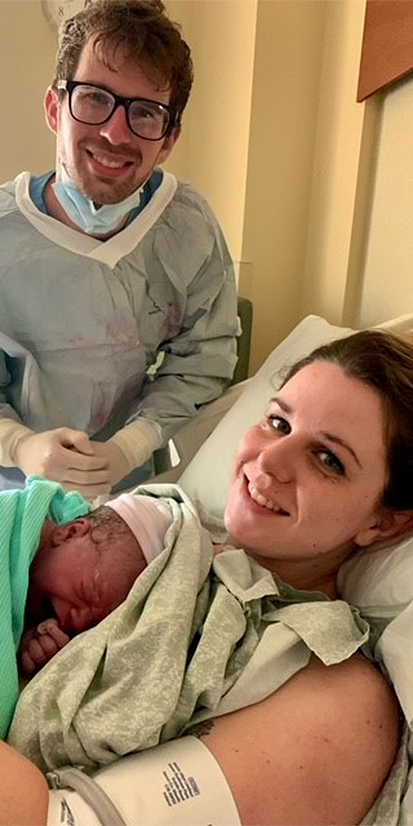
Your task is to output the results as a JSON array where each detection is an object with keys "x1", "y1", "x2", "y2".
[
  {"x1": 358, "y1": 77, "x2": 413, "y2": 328},
  {"x1": 300, "y1": 0, "x2": 367, "y2": 327},
  {"x1": 240, "y1": 0, "x2": 328, "y2": 371},
  {"x1": 0, "y1": 1, "x2": 56, "y2": 180},
  {"x1": 167, "y1": 0, "x2": 381, "y2": 371},
  {"x1": 167, "y1": 1, "x2": 332, "y2": 371},
  {"x1": 165, "y1": 0, "x2": 257, "y2": 263},
  {"x1": 299, "y1": 1, "x2": 413, "y2": 335}
]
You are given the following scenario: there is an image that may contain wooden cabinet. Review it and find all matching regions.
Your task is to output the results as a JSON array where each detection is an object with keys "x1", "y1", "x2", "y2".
[{"x1": 358, "y1": 0, "x2": 413, "y2": 100}]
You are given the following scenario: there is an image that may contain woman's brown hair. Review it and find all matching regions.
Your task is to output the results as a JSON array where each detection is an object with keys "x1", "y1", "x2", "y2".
[{"x1": 281, "y1": 329, "x2": 413, "y2": 511}]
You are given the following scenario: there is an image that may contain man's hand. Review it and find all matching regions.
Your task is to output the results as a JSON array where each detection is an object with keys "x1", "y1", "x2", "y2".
[
  {"x1": 14, "y1": 428, "x2": 112, "y2": 497},
  {"x1": 90, "y1": 440, "x2": 132, "y2": 489},
  {"x1": 19, "y1": 619, "x2": 70, "y2": 677}
]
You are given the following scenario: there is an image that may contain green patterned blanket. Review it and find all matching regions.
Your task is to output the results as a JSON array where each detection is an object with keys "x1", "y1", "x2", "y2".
[{"x1": 8, "y1": 484, "x2": 370, "y2": 775}]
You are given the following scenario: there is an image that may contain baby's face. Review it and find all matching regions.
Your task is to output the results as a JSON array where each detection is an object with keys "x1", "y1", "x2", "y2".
[{"x1": 28, "y1": 519, "x2": 142, "y2": 633}]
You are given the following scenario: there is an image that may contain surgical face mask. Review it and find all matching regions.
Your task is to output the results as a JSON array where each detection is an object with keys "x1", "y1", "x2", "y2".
[{"x1": 52, "y1": 167, "x2": 145, "y2": 235}]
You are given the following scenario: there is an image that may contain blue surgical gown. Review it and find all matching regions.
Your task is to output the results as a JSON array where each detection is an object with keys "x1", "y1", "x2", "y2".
[{"x1": 0, "y1": 170, "x2": 239, "y2": 490}]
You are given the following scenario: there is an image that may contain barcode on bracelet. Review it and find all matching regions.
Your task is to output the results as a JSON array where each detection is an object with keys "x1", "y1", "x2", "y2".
[{"x1": 162, "y1": 761, "x2": 201, "y2": 806}]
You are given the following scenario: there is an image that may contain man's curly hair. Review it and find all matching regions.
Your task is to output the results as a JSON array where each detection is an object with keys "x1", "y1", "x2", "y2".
[{"x1": 53, "y1": 0, "x2": 193, "y2": 125}]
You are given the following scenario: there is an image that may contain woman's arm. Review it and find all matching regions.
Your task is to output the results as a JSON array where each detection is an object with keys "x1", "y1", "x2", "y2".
[
  {"x1": 0, "y1": 740, "x2": 49, "y2": 826},
  {"x1": 0, "y1": 654, "x2": 401, "y2": 826},
  {"x1": 193, "y1": 653, "x2": 401, "y2": 826}
]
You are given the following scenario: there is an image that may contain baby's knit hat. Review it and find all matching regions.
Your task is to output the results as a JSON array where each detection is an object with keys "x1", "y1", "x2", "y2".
[{"x1": 106, "y1": 494, "x2": 173, "y2": 564}]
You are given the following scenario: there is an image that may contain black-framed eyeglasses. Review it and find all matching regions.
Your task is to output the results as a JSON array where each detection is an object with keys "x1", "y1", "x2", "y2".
[{"x1": 56, "y1": 80, "x2": 177, "y2": 141}]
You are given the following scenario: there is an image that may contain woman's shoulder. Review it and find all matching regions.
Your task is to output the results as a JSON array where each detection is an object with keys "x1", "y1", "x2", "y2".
[
  {"x1": 195, "y1": 653, "x2": 401, "y2": 825},
  {"x1": 293, "y1": 653, "x2": 400, "y2": 752}
]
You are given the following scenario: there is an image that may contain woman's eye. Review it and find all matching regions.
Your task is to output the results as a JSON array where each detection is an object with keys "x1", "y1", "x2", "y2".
[
  {"x1": 318, "y1": 450, "x2": 345, "y2": 475},
  {"x1": 267, "y1": 415, "x2": 291, "y2": 434}
]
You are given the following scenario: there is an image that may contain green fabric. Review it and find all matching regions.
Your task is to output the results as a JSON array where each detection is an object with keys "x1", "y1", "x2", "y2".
[
  {"x1": 8, "y1": 483, "x2": 370, "y2": 773},
  {"x1": 0, "y1": 475, "x2": 90, "y2": 738},
  {"x1": 360, "y1": 727, "x2": 410, "y2": 826}
]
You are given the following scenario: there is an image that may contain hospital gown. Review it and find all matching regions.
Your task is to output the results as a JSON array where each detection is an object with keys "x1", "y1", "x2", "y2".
[{"x1": 0, "y1": 169, "x2": 239, "y2": 489}]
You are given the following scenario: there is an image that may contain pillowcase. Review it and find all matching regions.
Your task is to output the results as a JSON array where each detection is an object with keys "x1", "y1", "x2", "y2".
[
  {"x1": 338, "y1": 537, "x2": 413, "y2": 616},
  {"x1": 338, "y1": 537, "x2": 413, "y2": 725},
  {"x1": 179, "y1": 313, "x2": 413, "y2": 724}
]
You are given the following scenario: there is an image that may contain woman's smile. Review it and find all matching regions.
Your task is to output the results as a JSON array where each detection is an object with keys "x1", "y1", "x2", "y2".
[{"x1": 246, "y1": 477, "x2": 290, "y2": 515}]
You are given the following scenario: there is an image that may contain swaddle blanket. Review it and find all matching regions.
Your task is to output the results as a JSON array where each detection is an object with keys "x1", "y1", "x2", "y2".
[
  {"x1": 9, "y1": 484, "x2": 370, "y2": 773},
  {"x1": 0, "y1": 476, "x2": 90, "y2": 738}
]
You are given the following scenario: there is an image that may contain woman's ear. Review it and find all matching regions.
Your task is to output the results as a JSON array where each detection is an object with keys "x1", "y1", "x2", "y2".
[
  {"x1": 50, "y1": 518, "x2": 91, "y2": 546},
  {"x1": 355, "y1": 509, "x2": 413, "y2": 548}
]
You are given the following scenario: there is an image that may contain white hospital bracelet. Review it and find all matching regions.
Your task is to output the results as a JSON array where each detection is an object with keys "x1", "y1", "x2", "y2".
[{"x1": 46, "y1": 736, "x2": 241, "y2": 826}]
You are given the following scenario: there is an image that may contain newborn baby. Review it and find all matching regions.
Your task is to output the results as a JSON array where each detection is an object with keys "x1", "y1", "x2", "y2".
[{"x1": 20, "y1": 492, "x2": 172, "y2": 676}]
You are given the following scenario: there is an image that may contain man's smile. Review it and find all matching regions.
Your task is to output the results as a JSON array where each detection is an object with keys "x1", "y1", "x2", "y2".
[{"x1": 85, "y1": 147, "x2": 136, "y2": 179}]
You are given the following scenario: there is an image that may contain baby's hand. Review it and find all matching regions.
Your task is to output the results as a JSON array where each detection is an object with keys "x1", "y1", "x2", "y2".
[{"x1": 19, "y1": 618, "x2": 70, "y2": 676}]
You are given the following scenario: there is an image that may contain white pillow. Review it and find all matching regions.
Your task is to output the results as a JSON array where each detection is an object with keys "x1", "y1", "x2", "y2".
[
  {"x1": 179, "y1": 314, "x2": 353, "y2": 517},
  {"x1": 179, "y1": 313, "x2": 413, "y2": 724},
  {"x1": 338, "y1": 537, "x2": 413, "y2": 617},
  {"x1": 338, "y1": 538, "x2": 413, "y2": 725}
]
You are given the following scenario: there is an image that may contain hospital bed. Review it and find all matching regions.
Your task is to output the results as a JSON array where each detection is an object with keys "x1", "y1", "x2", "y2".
[{"x1": 10, "y1": 311, "x2": 413, "y2": 824}]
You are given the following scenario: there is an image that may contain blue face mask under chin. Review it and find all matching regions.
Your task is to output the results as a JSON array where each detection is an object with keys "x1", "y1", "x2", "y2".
[{"x1": 52, "y1": 168, "x2": 144, "y2": 235}]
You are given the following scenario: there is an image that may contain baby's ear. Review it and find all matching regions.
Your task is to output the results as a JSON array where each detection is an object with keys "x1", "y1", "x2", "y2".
[
  {"x1": 355, "y1": 509, "x2": 413, "y2": 548},
  {"x1": 51, "y1": 518, "x2": 91, "y2": 546}
]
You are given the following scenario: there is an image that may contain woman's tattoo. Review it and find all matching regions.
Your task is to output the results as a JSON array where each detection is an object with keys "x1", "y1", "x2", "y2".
[{"x1": 186, "y1": 719, "x2": 215, "y2": 739}]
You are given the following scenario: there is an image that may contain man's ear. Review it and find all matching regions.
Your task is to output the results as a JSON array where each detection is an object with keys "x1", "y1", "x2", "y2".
[
  {"x1": 355, "y1": 509, "x2": 413, "y2": 548},
  {"x1": 44, "y1": 86, "x2": 60, "y2": 134},
  {"x1": 157, "y1": 124, "x2": 181, "y2": 165},
  {"x1": 50, "y1": 518, "x2": 91, "y2": 546}
]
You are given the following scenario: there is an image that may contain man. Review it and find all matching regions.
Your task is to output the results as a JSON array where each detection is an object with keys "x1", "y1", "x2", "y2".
[{"x1": 0, "y1": 0, "x2": 238, "y2": 497}]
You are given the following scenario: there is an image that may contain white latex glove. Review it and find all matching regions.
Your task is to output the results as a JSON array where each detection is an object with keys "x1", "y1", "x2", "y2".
[
  {"x1": 92, "y1": 420, "x2": 161, "y2": 489},
  {"x1": 89, "y1": 440, "x2": 131, "y2": 490},
  {"x1": 0, "y1": 419, "x2": 34, "y2": 466},
  {"x1": 14, "y1": 428, "x2": 112, "y2": 497}
]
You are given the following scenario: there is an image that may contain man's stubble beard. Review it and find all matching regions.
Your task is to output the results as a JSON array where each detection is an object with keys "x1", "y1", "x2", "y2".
[{"x1": 62, "y1": 143, "x2": 145, "y2": 205}]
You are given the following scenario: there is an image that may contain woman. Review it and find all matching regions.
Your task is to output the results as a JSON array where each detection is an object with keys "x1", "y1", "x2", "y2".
[{"x1": 2, "y1": 329, "x2": 413, "y2": 826}]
